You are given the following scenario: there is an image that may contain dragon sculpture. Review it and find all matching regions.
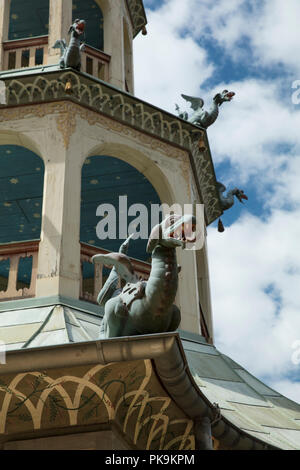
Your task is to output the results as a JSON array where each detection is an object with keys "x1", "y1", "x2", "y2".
[
  {"x1": 176, "y1": 90, "x2": 235, "y2": 129},
  {"x1": 92, "y1": 214, "x2": 198, "y2": 339},
  {"x1": 53, "y1": 19, "x2": 86, "y2": 71},
  {"x1": 217, "y1": 181, "x2": 248, "y2": 232},
  {"x1": 217, "y1": 181, "x2": 248, "y2": 211}
]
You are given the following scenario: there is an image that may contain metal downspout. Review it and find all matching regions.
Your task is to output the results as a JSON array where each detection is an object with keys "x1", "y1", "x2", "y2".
[{"x1": 195, "y1": 417, "x2": 213, "y2": 450}]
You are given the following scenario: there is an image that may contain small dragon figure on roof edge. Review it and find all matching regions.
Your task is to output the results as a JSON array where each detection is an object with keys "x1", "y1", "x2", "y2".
[
  {"x1": 53, "y1": 19, "x2": 86, "y2": 71},
  {"x1": 176, "y1": 90, "x2": 235, "y2": 129},
  {"x1": 217, "y1": 181, "x2": 248, "y2": 232}
]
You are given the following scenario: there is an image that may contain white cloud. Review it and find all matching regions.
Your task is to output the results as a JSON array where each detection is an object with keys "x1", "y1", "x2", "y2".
[
  {"x1": 207, "y1": 210, "x2": 300, "y2": 379},
  {"x1": 157, "y1": 0, "x2": 300, "y2": 73},
  {"x1": 207, "y1": 78, "x2": 300, "y2": 180},
  {"x1": 134, "y1": 5, "x2": 214, "y2": 112},
  {"x1": 250, "y1": 0, "x2": 300, "y2": 73},
  {"x1": 137, "y1": 0, "x2": 300, "y2": 404}
]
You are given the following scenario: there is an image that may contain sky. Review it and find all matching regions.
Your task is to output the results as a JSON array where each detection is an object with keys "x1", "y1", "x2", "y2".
[{"x1": 133, "y1": 0, "x2": 300, "y2": 403}]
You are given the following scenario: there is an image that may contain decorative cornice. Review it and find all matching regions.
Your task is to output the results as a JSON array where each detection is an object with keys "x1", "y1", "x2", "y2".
[
  {"x1": 0, "y1": 68, "x2": 222, "y2": 225},
  {"x1": 0, "y1": 358, "x2": 195, "y2": 449},
  {"x1": 126, "y1": 0, "x2": 147, "y2": 37}
]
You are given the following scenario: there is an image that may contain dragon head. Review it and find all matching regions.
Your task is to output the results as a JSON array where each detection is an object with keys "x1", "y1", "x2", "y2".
[
  {"x1": 69, "y1": 19, "x2": 86, "y2": 37},
  {"x1": 147, "y1": 214, "x2": 198, "y2": 252},
  {"x1": 232, "y1": 188, "x2": 248, "y2": 204},
  {"x1": 214, "y1": 89, "x2": 235, "y2": 105}
]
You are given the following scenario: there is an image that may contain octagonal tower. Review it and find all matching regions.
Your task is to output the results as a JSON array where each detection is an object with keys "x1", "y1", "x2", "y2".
[
  {"x1": 0, "y1": 0, "x2": 296, "y2": 453},
  {"x1": 0, "y1": 0, "x2": 219, "y2": 340}
]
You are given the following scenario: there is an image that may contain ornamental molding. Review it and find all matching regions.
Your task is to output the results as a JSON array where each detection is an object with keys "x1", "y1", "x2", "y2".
[
  {"x1": 0, "y1": 69, "x2": 222, "y2": 224},
  {"x1": 0, "y1": 359, "x2": 195, "y2": 450},
  {"x1": 0, "y1": 100, "x2": 188, "y2": 164},
  {"x1": 126, "y1": 0, "x2": 147, "y2": 37}
]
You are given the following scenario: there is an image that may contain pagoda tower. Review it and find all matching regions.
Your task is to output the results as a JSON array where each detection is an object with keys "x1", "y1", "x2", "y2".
[{"x1": 0, "y1": 0, "x2": 299, "y2": 451}]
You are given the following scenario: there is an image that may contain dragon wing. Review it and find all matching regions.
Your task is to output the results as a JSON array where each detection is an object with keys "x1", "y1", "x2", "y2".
[
  {"x1": 181, "y1": 94, "x2": 204, "y2": 111},
  {"x1": 216, "y1": 181, "x2": 227, "y2": 194},
  {"x1": 53, "y1": 39, "x2": 67, "y2": 50},
  {"x1": 92, "y1": 252, "x2": 137, "y2": 283},
  {"x1": 93, "y1": 235, "x2": 137, "y2": 306}
]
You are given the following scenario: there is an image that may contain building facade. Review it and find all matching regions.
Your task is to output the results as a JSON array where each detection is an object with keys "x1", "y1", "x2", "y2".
[{"x1": 0, "y1": 0, "x2": 299, "y2": 450}]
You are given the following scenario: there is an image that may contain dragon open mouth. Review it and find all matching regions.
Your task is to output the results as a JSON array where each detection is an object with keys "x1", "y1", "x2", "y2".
[
  {"x1": 75, "y1": 20, "x2": 85, "y2": 34},
  {"x1": 239, "y1": 193, "x2": 248, "y2": 202},
  {"x1": 168, "y1": 219, "x2": 197, "y2": 244},
  {"x1": 225, "y1": 91, "x2": 235, "y2": 100}
]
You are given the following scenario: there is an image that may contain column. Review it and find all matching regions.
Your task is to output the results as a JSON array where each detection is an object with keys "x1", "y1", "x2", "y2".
[
  {"x1": 0, "y1": 0, "x2": 11, "y2": 71},
  {"x1": 48, "y1": 0, "x2": 72, "y2": 65},
  {"x1": 177, "y1": 250, "x2": 202, "y2": 335},
  {"x1": 195, "y1": 240, "x2": 214, "y2": 342},
  {"x1": 35, "y1": 120, "x2": 81, "y2": 299},
  {"x1": 105, "y1": 0, "x2": 125, "y2": 90}
]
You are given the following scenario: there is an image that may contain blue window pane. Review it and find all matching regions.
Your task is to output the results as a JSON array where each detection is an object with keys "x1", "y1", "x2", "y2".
[
  {"x1": 9, "y1": 0, "x2": 49, "y2": 40},
  {"x1": 35, "y1": 48, "x2": 44, "y2": 65},
  {"x1": 0, "y1": 259, "x2": 10, "y2": 292},
  {"x1": 73, "y1": 0, "x2": 104, "y2": 51},
  {"x1": 17, "y1": 256, "x2": 32, "y2": 289}
]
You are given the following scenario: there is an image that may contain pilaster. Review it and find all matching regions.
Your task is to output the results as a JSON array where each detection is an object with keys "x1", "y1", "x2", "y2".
[
  {"x1": 105, "y1": 0, "x2": 125, "y2": 90},
  {"x1": 48, "y1": 0, "x2": 73, "y2": 65},
  {"x1": 0, "y1": 0, "x2": 11, "y2": 70},
  {"x1": 195, "y1": 240, "x2": 214, "y2": 341},
  {"x1": 36, "y1": 117, "x2": 81, "y2": 299}
]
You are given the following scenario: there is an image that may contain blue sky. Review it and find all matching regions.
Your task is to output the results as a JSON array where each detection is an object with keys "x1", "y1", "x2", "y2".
[{"x1": 134, "y1": 0, "x2": 300, "y2": 403}]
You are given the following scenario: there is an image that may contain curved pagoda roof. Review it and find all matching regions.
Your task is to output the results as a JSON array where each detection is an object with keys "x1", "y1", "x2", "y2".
[{"x1": 0, "y1": 300, "x2": 299, "y2": 450}]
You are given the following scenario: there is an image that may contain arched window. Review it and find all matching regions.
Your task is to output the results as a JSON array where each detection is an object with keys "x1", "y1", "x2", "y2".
[
  {"x1": 80, "y1": 155, "x2": 161, "y2": 260},
  {"x1": 73, "y1": 0, "x2": 104, "y2": 51},
  {"x1": 80, "y1": 155, "x2": 161, "y2": 300},
  {"x1": 0, "y1": 145, "x2": 44, "y2": 293},
  {"x1": 8, "y1": 0, "x2": 49, "y2": 40}
]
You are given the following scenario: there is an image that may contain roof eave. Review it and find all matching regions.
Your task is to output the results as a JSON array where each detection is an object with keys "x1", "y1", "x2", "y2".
[
  {"x1": 0, "y1": 333, "x2": 277, "y2": 450},
  {"x1": 126, "y1": 0, "x2": 147, "y2": 38}
]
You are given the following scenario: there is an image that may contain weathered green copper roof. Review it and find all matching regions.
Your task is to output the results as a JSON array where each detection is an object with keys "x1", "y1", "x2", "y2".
[
  {"x1": 0, "y1": 299, "x2": 299, "y2": 450},
  {"x1": 184, "y1": 339, "x2": 300, "y2": 450},
  {"x1": 0, "y1": 301, "x2": 102, "y2": 350}
]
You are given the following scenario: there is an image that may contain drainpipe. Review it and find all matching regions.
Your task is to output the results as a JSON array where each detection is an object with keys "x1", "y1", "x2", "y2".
[{"x1": 194, "y1": 416, "x2": 213, "y2": 450}]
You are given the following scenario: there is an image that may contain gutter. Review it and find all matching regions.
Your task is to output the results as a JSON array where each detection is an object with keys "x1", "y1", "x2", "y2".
[{"x1": 0, "y1": 333, "x2": 276, "y2": 450}]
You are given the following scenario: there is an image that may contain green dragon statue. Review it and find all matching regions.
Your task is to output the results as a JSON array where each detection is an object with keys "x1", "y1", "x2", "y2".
[
  {"x1": 216, "y1": 181, "x2": 248, "y2": 232},
  {"x1": 53, "y1": 19, "x2": 86, "y2": 71},
  {"x1": 92, "y1": 214, "x2": 197, "y2": 339},
  {"x1": 176, "y1": 90, "x2": 235, "y2": 129}
]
